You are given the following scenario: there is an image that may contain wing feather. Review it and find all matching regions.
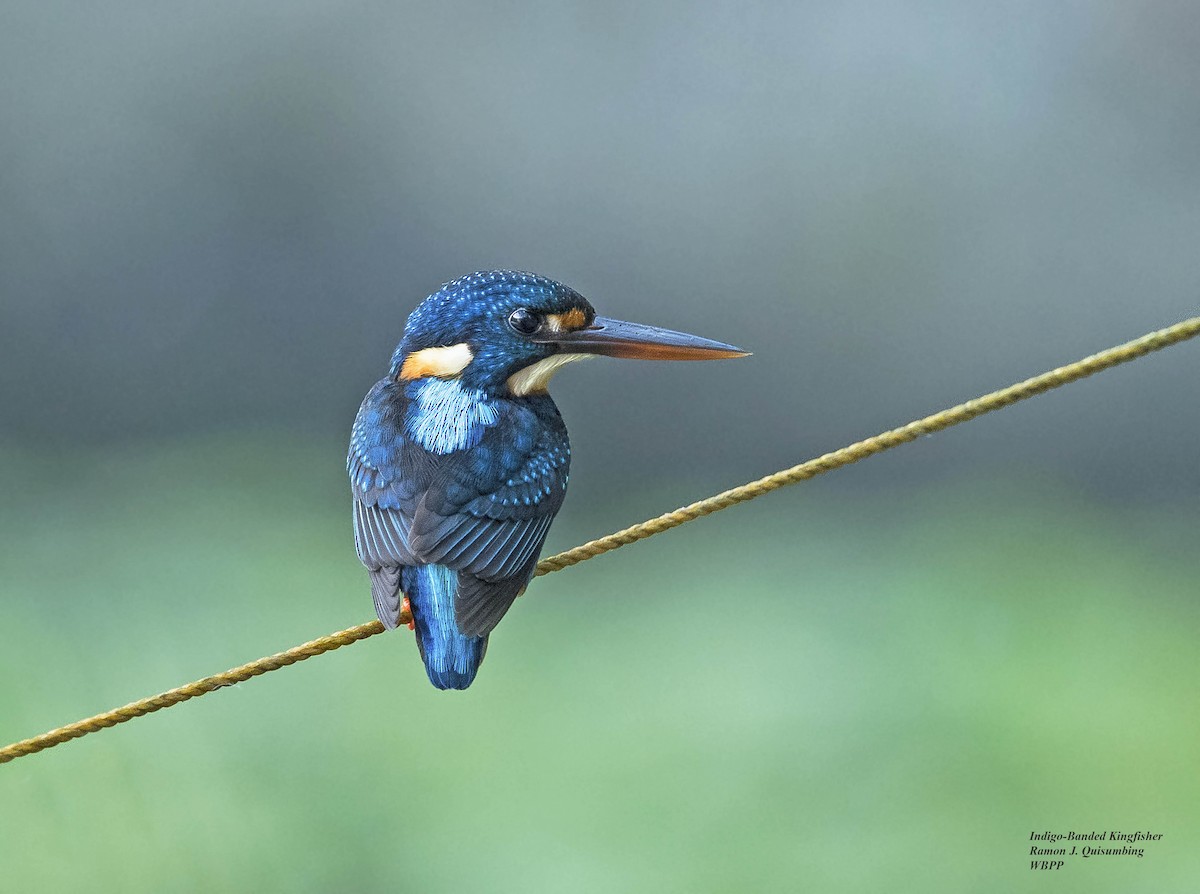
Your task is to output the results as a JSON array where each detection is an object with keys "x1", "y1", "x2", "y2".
[
  {"x1": 370, "y1": 567, "x2": 404, "y2": 629},
  {"x1": 418, "y1": 510, "x2": 556, "y2": 582},
  {"x1": 354, "y1": 500, "x2": 414, "y2": 569},
  {"x1": 455, "y1": 568, "x2": 533, "y2": 637},
  {"x1": 476, "y1": 514, "x2": 551, "y2": 581}
]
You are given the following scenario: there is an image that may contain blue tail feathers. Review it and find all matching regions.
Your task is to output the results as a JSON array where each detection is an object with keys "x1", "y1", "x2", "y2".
[{"x1": 403, "y1": 564, "x2": 486, "y2": 690}]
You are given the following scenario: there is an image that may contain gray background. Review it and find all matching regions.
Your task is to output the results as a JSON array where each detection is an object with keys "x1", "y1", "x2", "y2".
[{"x1": 3, "y1": 2, "x2": 1197, "y2": 504}]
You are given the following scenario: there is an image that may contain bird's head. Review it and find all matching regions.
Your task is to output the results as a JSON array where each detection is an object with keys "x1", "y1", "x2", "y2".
[{"x1": 391, "y1": 270, "x2": 748, "y2": 396}]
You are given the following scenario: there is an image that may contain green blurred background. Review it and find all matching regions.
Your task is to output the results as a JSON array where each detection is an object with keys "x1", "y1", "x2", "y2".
[{"x1": 2, "y1": 3, "x2": 1198, "y2": 891}]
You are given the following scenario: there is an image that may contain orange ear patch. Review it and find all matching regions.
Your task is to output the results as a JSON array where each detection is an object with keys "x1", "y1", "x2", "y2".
[
  {"x1": 560, "y1": 307, "x2": 589, "y2": 330},
  {"x1": 546, "y1": 307, "x2": 590, "y2": 332},
  {"x1": 399, "y1": 343, "x2": 474, "y2": 380}
]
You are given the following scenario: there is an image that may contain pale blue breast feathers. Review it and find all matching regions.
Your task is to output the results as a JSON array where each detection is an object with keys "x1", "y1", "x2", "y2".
[{"x1": 405, "y1": 378, "x2": 500, "y2": 455}]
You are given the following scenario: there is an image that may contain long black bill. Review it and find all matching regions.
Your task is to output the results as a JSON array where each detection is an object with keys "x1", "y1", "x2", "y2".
[{"x1": 539, "y1": 316, "x2": 749, "y2": 361}]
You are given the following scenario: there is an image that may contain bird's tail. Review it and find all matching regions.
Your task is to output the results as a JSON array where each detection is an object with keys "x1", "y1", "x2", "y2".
[{"x1": 402, "y1": 564, "x2": 486, "y2": 690}]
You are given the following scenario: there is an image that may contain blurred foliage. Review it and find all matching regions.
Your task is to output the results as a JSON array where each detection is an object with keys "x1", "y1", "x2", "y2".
[{"x1": 1, "y1": 439, "x2": 1196, "y2": 892}]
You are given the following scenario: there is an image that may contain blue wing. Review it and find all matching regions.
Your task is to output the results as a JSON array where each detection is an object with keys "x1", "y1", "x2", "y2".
[{"x1": 349, "y1": 380, "x2": 569, "y2": 636}]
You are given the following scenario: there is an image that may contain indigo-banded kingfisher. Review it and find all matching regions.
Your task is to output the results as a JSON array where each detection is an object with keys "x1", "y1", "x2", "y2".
[{"x1": 348, "y1": 270, "x2": 747, "y2": 689}]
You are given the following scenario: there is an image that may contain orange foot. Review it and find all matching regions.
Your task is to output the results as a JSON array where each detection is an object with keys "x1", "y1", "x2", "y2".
[{"x1": 401, "y1": 596, "x2": 416, "y2": 631}]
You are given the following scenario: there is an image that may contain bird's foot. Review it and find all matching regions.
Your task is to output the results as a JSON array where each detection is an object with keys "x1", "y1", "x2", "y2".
[{"x1": 401, "y1": 596, "x2": 416, "y2": 631}]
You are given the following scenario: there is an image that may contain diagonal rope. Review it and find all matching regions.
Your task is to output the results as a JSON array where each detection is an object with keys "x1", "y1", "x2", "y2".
[{"x1": 2, "y1": 316, "x2": 1198, "y2": 765}]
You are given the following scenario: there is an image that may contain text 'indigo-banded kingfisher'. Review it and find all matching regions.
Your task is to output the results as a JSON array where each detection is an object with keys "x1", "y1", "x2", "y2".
[{"x1": 348, "y1": 271, "x2": 747, "y2": 689}]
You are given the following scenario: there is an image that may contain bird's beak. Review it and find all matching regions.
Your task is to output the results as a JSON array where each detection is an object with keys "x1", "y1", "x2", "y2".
[{"x1": 538, "y1": 317, "x2": 749, "y2": 361}]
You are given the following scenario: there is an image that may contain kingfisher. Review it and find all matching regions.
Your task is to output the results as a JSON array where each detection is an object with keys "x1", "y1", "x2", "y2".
[{"x1": 348, "y1": 270, "x2": 747, "y2": 689}]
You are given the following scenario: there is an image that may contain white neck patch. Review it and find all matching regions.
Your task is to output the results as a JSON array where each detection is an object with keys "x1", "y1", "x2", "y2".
[
  {"x1": 506, "y1": 353, "x2": 591, "y2": 396},
  {"x1": 399, "y1": 343, "x2": 474, "y2": 380}
]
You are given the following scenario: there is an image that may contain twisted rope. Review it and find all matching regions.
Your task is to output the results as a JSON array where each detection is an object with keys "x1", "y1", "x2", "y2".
[{"x1": 3, "y1": 316, "x2": 1198, "y2": 765}]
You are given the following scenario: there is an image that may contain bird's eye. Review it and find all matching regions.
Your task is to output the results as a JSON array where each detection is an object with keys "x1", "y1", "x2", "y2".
[{"x1": 507, "y1": 307, "x2": 542, "y2": 336}]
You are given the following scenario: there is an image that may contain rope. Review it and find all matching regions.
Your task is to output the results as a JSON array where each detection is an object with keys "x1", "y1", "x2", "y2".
[{"x1": 2, "y1": 316, "x2": 1198, "y2": 765}]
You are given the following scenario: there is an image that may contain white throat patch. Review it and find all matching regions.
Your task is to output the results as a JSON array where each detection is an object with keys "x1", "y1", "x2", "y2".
[{"x1": 506, "y1": 353, "x2": 591, "y2": 396}]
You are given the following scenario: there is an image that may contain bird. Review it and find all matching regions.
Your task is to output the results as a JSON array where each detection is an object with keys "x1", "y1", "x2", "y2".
[{"x1": 348, "y1": 270, "x2": 747, "y2": 689}]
